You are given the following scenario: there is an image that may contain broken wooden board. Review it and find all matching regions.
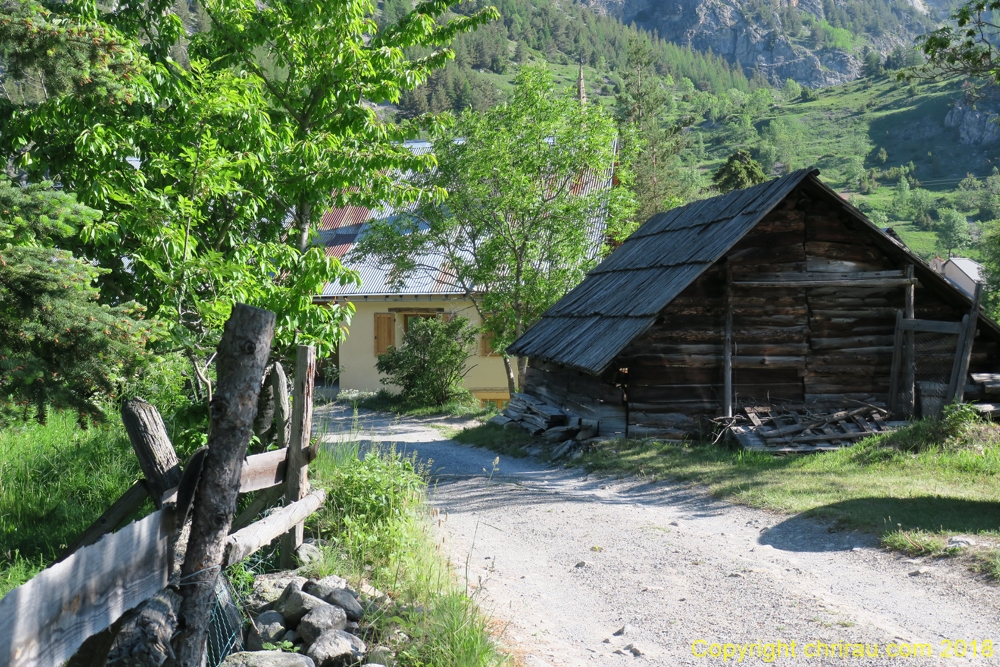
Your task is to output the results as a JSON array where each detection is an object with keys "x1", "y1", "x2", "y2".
[{"x1": 732, "y1": 405, "x2": 903, "y2": 452}]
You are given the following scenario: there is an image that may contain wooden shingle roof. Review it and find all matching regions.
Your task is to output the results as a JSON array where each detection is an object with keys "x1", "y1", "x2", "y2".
[{"x1": 508, "y1": 169, "x2": 1000, "y2": 376}]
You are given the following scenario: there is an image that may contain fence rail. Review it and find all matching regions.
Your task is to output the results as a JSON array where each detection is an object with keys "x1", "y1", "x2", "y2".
[{"x1": 0, "y1": 342, "x2": 323, "y2": 667}]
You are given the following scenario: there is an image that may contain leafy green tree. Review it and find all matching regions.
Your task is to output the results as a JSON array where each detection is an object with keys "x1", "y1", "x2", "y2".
[
  {"x1": 355, "y1": 66, "x2": 633, "y2": 392},
  {"x1": 910, "y1": 188, "x2": 936, "y2": 229},
  {"x1": 937, "y1": 208, "x2": 972, "y2": 256},
  {"x1": 0, "y1": 180, "x2": 150, "y2": 425},
  {"x1": 917, "y1": 0, "x2": 1000, "y2": 84},
  {"x1": 862, "y1": 48, "x2": 884, "y2": 77},
  {"x1": 891, "y1": 176, "x2": 911, "y2": 219},
  {"x1": 781, "y1": 78, "x2": 802, "y2": 102},
  {"x1": 375, "y1": 316, "x2": 477, "y2": 406},
  {"x1": 712, "y1": 150, "x2": 768, "y2": 193}
]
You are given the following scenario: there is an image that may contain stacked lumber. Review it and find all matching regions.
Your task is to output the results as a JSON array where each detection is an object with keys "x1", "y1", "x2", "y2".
[
  {"x1": 503, "y1": 393, "x2": 568, "y2": 434},
  {"x1": 729, "y1": 404, "x2": 904, "y2": 453}
]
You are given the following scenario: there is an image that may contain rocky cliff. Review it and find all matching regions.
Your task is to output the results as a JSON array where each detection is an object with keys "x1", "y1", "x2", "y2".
[
  {"x1": 945, "y1": 98, "x2": 1000, "y2": 145},
  {"x1": 582, "y1": 0, "x2": 929, "y2": 87}
]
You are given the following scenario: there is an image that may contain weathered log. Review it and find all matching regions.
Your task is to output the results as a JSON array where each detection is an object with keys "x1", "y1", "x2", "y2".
[
  {"x1": 175, "y1": 303, "x2": 275, "y2": 667},
  {"x1": 252, "y1": 364, "x2": 276, "y2": 453},
  {"x1": 281, "y1": 345, "x2": 315, "y2": 569},
  {"x1": 228, "y1": 489, "x2": 326, "y2": 567},
  {"x1": 273, "y1": 361, "x2": 291, "y2": 449},
  {"x1": 122, "y1": 398, "x2": 181, "y2": 508}
]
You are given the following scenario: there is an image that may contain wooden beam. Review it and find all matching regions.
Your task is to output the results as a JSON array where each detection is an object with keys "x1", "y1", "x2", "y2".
[
  {"x1": 54, "y1": 480, "x2": 150, "y2": 564},
  {"x1": 230, "y1": 485, "x2": 286, "y2": 533},
  {"x1": 723, "y1": 264, "x2": 733, "y2": 419},
  {"x1": 239, "y1": 449, "x2": 288, "y2": 493},
  {"x1": 281, "y1": 345, "x2": 316, "y2": 569},
  {"x1": 121, "y1": 398, "x2": 180, "y2": 509},
  {"x1": 225, "y1": 489, "x2": 326, "y2": 567},
  {"x1": 903, "y1": 265, "x2": 915, "y2": 416},
  {"x1": 734, "y1": 278, "x2": 916, "y2": 287},
  {"x1": 0, "y1": 511, "x2": 171, "y2": 667},
  {"x1": 897, "y1": 319, "x2": 963, "y2": 334},
  {"x1": 950, "y1": 282, "x2": 983, "y2": 404},
  {"x1": 888, "y1": 309, "x2": 903, "y2": 416}
]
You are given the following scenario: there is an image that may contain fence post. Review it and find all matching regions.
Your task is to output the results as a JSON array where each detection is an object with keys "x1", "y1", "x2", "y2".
[
  {"x1": 280, "y1": 345, "x2": 316, "y2": 569},
  {"x1": 273, "y1": 361, "x2": 291, "y2": 449},
  {"x1": 122, "y1": 398, "x2": 181, "y2": 508},
  {"x1": 175, "y1": 304, "x2": 275, "y2": 667}
]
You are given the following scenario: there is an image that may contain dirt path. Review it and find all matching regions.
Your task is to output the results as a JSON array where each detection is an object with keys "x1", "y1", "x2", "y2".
[{"x1": 315, "y1": 404, "x2": 1000, "y2": 666}]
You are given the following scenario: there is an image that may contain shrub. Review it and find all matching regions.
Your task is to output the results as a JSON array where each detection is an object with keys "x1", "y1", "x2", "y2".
[{"x1": 375, "y1": 316, "x2": 477, "y2": 406}]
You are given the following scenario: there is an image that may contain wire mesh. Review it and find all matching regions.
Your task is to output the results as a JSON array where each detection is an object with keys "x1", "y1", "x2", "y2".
[
  {"x1": 206, "y1": 576, "x2": 244, "y2": 667},
  {"x1": 893, "y1": 331, "x2": 961, "y2": 419}
]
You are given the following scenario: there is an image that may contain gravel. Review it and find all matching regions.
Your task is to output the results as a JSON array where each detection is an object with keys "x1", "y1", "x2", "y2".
[{"x1": 316, "y1": 403, "x2": 1000, "y2": 666}]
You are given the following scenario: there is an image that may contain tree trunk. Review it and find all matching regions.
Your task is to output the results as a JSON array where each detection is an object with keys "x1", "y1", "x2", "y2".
[
  {"x1": 280, "y1": 346, "x2": 315, "y2": 569},
  {"x1": 122, "y1": 398, "x2": 181, "y2": 508},
  {"x1": 516, "y1": 355, "x2": 527, "y2": 393},
  {"x1": 174, "y1": 304, "x2": 275, "y2": 667},
  {"x1": 502, "y1": 355, "x2": 517, "y2": 395},
  {"x1": 297, "y1": 199, "x2": 312, "y2": 253}
]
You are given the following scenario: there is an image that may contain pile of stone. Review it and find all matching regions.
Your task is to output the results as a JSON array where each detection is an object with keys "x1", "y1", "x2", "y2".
[
  {"x1": 222, "y1": 573, "x2": 389, "y2": 667},
  {"x1": 489, "y1": 393, "x2": 601, "y2": 460}
]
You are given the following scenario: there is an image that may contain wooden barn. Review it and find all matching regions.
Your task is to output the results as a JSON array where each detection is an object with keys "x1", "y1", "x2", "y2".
[{"x1": 507, "y1": 169, "x2": 1000, "y2": 445}]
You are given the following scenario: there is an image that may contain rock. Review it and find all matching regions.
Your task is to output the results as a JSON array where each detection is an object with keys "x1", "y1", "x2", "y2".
[
  {"x1": 945, "y1": 100, "x2": 1000, "y2": 145},
  {"x1": 366, "y1": 646, "x2": 393, "y2": 664},
  {"x1": 307, "y1": 629, "x2": 367, "y2": 667},
  {"x1": 304, "y1": 580, "x2": 364, "y2": 621},
  {"x1": 502, "y1": 420, "x2": 523, "y2": 430},
  {"x1": 948, "y1": 536, "x2": 976, "y2": 547},
  {"x1": 247, "y1": 610, "x2": 287, "y2": 650},
  {"x1": 246, "y1": 574, "x2": 308, "y2": 614},
  {"x1": 624, "y1": 643, "x2": 644, "y2": 657},
  {"x1": 909, "y1": 567, "x2": 933, "y2": 576},
  {"x1": 276, "y1": 590, "x2": 331, "y2": 627},
  {"x1": 283, "y1": 630, "x2": 300, "y2": 644},
  {"x1": 299, "y1": 603, "x2": 349, "y2": 645},
  {"x1": 297, "y1": 542, "x2": 324, "y2": 565},
  {"x1": 488, "y1": 414, "x2": 512, "y2": 426},
  {"x1": 575, "y1": 561, "x2": 588, "y2": 568},
  {"x1": 613, "y1": 624, "x2": 633, "y2": 637},
  {"x1": 360, "y1": 582, "x2": 386, "y2": 601},
  {"x1": 220, "y1": 652, "x2": 315, "y2": 667}
]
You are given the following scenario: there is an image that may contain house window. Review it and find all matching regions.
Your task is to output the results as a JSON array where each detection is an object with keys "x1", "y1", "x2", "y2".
[{"x1": 403, "y1": 313, "x2": 436, "y2": 332}]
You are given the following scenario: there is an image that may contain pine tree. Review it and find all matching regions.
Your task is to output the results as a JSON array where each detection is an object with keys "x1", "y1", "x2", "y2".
[
  {"x1": 712, "y1": 150, "x2": 768, "y2": 193},
  {"x1": 0, "y1": 180, "x2": 150, "y2": 425}
]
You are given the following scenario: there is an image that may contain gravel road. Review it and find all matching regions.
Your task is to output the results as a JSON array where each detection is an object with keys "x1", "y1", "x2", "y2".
[{"x1": 315, "y1": 404, "x2": 1000, "y2": 666}]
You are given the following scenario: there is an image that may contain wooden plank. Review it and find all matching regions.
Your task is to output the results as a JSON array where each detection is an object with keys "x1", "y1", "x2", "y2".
[
  {"x1": 281, "y1": 344, "x2": 316, "y2": 569},
  {"x1": 735, "y1": 278, "x2": 914, "y2": 287},
  {"x1": 230, "y1": 485, "x2": 286, "y2": 533},
  {"x1": 903, "y1": 264, "x2": 916, "y2": 418},
  {"x1": 121, "y1": 399, "x2": 180, "y2": 509},
  {"x1": 950, "y1": 282, "x2": 983, "y2": 404},
  {"x1": 239, "y1": 449, "x2": 288, "y2": 493},
  {"x1": 55, "y1": 480, "x2": 150, "y2": 564},
  {"x1": 225, "y1": 489, "x2": 327, "y2": 567},
  {"x1": 0, "y1": 511, "x2": 170, "y2": 667},
  {"x1": 744, "y1": 407, "x2": 763, "y2": 427},
  {"x1": 897, "y1": 319, "x2": 964, "y2": 334}
]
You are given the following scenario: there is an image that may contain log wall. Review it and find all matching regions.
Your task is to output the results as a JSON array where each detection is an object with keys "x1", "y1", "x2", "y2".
[{"x1": 522, "y1": 183, "x2": 1000, "y2": 438}]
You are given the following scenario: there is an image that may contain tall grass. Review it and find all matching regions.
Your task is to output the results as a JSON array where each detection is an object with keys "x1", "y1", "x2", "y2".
[
  {"x1": 305, "y1": 443, "x2": 507, "y2": 667},
  {"x1": 0, "y1": 412, "x2": 142, "y2": 595}
]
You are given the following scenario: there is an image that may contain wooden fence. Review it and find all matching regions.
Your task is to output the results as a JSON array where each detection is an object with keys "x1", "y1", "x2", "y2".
[{"x1": 0, "y1": 344, "x2": 323, "y2": 667}]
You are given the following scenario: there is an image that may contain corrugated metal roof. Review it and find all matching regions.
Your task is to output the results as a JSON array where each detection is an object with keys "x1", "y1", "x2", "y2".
[
  {"x1": 947, "y1": 257, "x2": 984, "y2": 283},
  {"x1": 318, "y1": 140, "x2": 617, "y2": 297},
  {"x1": 507, "y1": 170, "x2": 816, "y2": 373}
]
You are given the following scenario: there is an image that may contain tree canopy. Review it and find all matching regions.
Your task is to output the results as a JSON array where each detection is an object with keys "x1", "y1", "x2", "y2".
[{"x1": 354, "y1": 66, "x2": 635, "y2": 392}]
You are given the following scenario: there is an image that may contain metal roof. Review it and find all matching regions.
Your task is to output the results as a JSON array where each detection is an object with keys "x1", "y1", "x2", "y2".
[
  {"x1": 508, "y1": 170, "x2": 813, "y2": 373},
  {"x1": 508, "y1": 169, "x2": 1000, "y2": 375},
  {"x1": 318, "y1": 141, "x2": 618, "y2": 298}
]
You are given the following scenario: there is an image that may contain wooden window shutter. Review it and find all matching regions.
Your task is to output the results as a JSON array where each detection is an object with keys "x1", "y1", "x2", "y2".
[
  {"x1": 441, "y1": 313, "x2": 453, "y2": 322},
  {"x1": 480, "y1": 331, "x2": 498, "y2": 357},
  {"x1": 374, "y1": 313, "x2": 395, "y2": 355}
]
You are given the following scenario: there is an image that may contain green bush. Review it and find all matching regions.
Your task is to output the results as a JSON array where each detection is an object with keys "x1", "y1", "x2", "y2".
[{"x1": 375, "y1": 316, "x2": 477, "y2": 406}]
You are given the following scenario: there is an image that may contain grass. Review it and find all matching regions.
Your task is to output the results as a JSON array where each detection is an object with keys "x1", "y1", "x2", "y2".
[
  {"x1": 304, "y1": 441, "x2": 508, "y2": 667},
  {"x1": 0, "y1": 413, "x2": 144, "y2": 596},
  {"x1": 341, "y1": 388, "x2": 497, "y2": 420},
  {"x1": 452, "y1": 422, "x2": 538, "y2": 458}
]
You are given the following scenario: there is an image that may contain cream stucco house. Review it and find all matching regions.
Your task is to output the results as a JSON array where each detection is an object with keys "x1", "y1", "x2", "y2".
[{"x1": 313, "y1": 139, "x2": 617, "y2": 406}]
